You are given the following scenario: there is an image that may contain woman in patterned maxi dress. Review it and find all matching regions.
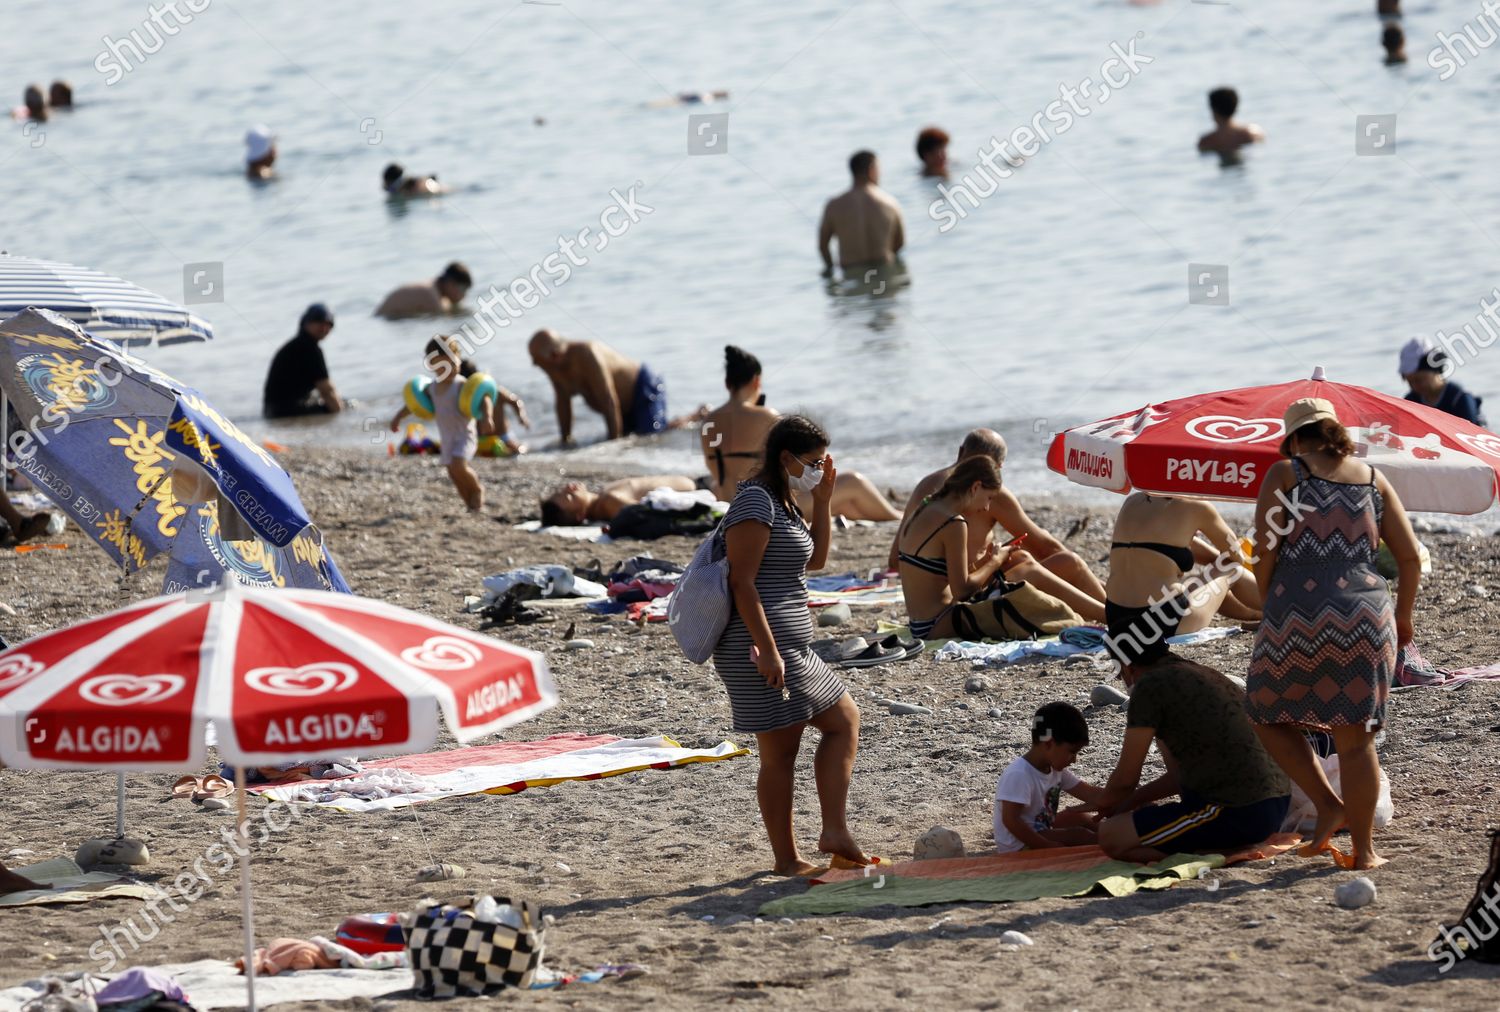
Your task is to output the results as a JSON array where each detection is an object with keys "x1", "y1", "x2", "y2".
[
  {"x1": 715, "y1": 415, "x2": 868, "y2": 876},
  {"x1": 1248, "y1": 399, "x2": 1421, "y2": 870}
]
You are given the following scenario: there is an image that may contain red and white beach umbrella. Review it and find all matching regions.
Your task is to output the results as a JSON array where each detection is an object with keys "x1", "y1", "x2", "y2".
[
  {"x1": 0, "y1": 583, "x2": 556, "y2": 1012},
  {"x1": 1046, "y1": 367, "x2": 1500, "y2": 514},
  {"x1": 0, "y1": 583, "x2": 556, "y2": 770}
]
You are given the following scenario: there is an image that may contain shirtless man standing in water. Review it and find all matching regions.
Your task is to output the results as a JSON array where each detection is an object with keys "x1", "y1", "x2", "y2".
[
  {"x1": 1197, "y1": 88, "x2": 1263, "y2": 159},
  {"x1": 818, "y1": 150, "x2": 905, "y2": 276},
  {"x1": 528, "y1": 328, "x2": 702, "y2": 445}
]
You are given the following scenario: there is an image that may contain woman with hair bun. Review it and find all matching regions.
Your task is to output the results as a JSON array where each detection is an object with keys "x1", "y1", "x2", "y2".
[
  {"x1": 699, "y1": 346, "x2": 900, "y2": 521},
  {"x1": 1247, "y1": 398, "x2": 1421, "y2": 870}
]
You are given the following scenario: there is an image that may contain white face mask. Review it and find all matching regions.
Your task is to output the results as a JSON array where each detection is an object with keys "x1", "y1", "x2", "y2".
[{"x1": 789, "y1": 461, "x2": 823, "y2": 493}]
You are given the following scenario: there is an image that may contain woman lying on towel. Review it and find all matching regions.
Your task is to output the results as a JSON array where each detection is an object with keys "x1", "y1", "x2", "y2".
[
  {"x1": 540, "y1": 474, "x2": 709, "y2": 526},
  {"x1": 1104, "y1": 492, "x2": 1260, "y2": 660}
]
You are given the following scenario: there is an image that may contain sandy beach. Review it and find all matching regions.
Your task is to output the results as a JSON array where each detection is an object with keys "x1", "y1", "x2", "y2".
[{"x1": 2, "y1": 447, "x2": 1498, "y2": 1010}]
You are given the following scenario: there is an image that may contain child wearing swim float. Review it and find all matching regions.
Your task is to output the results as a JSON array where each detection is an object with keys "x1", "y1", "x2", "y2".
[
  {"x1": 390, "y1": 336, "x2": 487, "y2": 511},
  {"x1": 993, "y1": 702, "x2": 1105, "y2": 852}
]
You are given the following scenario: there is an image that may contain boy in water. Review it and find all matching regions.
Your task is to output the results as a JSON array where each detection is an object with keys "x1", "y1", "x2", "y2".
[
  {"x1": 390, "y1": 337, "x2": 488, "y2": 511},
  {"x1": 993, "y1": 702, "x2": 1104, "y2": 852},
  {"x1": 1197, "y1": 87, "x2": 1263, "y2": 159}
]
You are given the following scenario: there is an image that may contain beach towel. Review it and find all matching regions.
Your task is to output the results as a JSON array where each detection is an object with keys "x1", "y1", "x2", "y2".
[
  {"x1": 1392, "y1": 641, "x2": 1500, "y2": 691},
  {"x1": 513, "y1": 520, "x2": 611, "y2": 543},
  {"x1": 760, "y1": 835, "x2": 1300, "y2": 917},
  {"x1": 932, "y1": 624, "x2": 1243, "y2": 668},
  {"x1": 0, "y1": 858, "x2": 158, "y2": 907},
  {"x1": 256, "y1": 734, "x2": 749, "y2": 811}
]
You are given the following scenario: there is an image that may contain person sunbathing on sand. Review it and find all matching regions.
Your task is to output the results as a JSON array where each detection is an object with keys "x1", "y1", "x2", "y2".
[
  {"x1": 0, "y1": 861, "x2": 47, "y2": 898},
  {"x1": 1104, "y1": 492, "x2": 1261, "y2": 657},
  {"x1": 541, "y1": 475, "x2": 705, "y2": 526},
  {"x1": 700, "y1": 345, "x2": 902, "y2": 522},
  {"x1": 1094, "y1": 651, "x2": 1291, "y2": 863},
  {"x1": 889, "y1": 428, "x2": 1108, "y2": 621}
]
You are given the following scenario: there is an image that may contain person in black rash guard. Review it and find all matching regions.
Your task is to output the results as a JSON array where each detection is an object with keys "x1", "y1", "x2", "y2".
[
  {"x1": 1399, "y1": 339, "x2": 1487, "y2": 428},
  {"x1": 263, "y1": 304, "x2": 343, "y2": 418}
]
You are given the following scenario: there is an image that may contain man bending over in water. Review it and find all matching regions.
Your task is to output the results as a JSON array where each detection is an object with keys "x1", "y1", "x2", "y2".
[
  {"x1": 889, "y1": 429, "x2": 1108, "y2": 621},
  {"x1": 541, "y1": 475, "x2": 706, "y2": 526},
  {"x1": 529, "y1": 328, "x2": 703, "y2": 444}
]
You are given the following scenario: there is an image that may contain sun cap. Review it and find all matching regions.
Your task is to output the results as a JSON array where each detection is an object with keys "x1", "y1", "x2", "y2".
[
  {"x1": 1282, "y1": 397, "x2": 1338, "y2": 435},
  {"x1": 244, "y1": 125, "x2": 275, "y2": 163}
]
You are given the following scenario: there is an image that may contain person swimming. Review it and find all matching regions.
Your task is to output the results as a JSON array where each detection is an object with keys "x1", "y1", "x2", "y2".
[
  {"x1": 1382, "y1": 23, "x2": 1406, "y2": 64},
  {"x1": 916, "y1": 126, "x2": 950, "y2": 179},
  {"x1": 383, "y1": 162, "x2": 445, "y2": 197},
  {"x1": 1197, "y1": 87, "x2": 1263, "y2": 161},
  {"x1": 245, "y1": 124, "x2": 276, "y2": 180}
]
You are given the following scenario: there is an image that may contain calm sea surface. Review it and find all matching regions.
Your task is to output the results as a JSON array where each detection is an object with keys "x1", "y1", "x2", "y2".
[{"x1": 4, "y1": 0, "x2": 1499, "y2": 512}]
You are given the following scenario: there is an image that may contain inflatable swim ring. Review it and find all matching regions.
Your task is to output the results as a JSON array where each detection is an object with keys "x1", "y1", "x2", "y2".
[{"x1": 459, "y1": 372, "x2": 499, "y2": 421}]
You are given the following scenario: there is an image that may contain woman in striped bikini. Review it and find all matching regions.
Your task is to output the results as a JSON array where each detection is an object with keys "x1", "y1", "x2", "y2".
[
  {"x1": 895, "y1": 455, "x2": 1010, "y2": 639},
  {"x1": 715, "y1": 415, "x2": 869, "y2": 875}
]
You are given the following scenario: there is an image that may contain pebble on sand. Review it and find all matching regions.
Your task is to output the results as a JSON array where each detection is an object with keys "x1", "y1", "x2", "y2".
[
  {"x1": 890, "y1": 702, "x2": 932, "y2": 715},
  {"x1": 565, "y1": 639, "x2": 595, "y2": 650},
  {"x1": 964, "y1": 675, "x2": 991, "y2": 694},
  {"x1": 988, "y1": 707, "x2": 1002, "y2": 718},
  {"x1": 415, "y1": 863, "x2": 466, "y2": 882},
  {"x1": 914, "y1": 826, "x2": 965, "y2": 861},
  {"x1": 1334, "y1": 877, "x2": 1377, "y2": 909},
  {"x1": 816, "y1": 602, "x2": 852, "y2": 626},
  {"x1": 999, "y1": 930, "x2": 1034, "y2": 946},
  {"x1": 1090, "y1": 683, "x2": 1129, "y2": 707}
]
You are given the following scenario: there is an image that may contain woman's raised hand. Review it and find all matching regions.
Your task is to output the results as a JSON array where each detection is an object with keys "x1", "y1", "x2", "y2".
[{"x1": 813, "y1": 454, "x2": 837, "y2": 503}]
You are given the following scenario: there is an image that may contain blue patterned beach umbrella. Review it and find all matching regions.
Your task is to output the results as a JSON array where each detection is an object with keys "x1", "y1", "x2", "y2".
[
  {"x1": 0, "y1": 308, "x2": 346, "y2": 592},
  {"x1": 0, "y1": 254, "x2": 212, "y2": 346}
]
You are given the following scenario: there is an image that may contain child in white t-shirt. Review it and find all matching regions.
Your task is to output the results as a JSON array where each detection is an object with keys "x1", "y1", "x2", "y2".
[{"x1": 994, "y1": 702, "x2": 1105, "y2": 852}]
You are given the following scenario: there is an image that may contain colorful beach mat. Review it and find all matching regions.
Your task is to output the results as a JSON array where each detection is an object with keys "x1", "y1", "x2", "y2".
[
  {"x1": 760, "y1": 835, "x2": 1300, "y2": 916},
  {"x1": 255, "y1": 733, "x2": 749, "y2": 811}
]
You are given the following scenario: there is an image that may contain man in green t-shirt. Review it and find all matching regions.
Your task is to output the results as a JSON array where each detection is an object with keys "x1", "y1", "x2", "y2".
[{"x1": 1096, "y1": 653, "x2": 1291, "y2": 862}]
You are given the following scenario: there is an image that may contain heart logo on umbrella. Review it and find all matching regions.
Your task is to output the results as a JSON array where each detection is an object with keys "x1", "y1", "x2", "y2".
[
  {"x1": 1454, "y1": 432, "x2": 1500, "y2": 461},
  {"x1": 245, "y1": 663, "x2": 358, "y2": 696},
  {"x1": 1185, "y1": 415, "x2": 1284, "y2": 444},
  {"x1": 79, "y1": 673, "x2": 186, "y2": 707},
  {"x1": 400, "y1": 636, "x2": 484, "y2": 671},
  {"x1": 0, "y1": 654, "x2": 44, "y2": 692}
]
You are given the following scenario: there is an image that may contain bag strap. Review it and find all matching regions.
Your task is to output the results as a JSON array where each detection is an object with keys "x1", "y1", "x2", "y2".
[
  {"x1": 949, "y1": 602, "x2": 981, "y2": 640},
  {"x1": 997, "y1": 595, "x2": 1043, "y2": 639}
]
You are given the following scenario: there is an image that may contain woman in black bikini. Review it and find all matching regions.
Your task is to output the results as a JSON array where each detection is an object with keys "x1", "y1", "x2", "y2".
[
  {"x1": 1104, "y1": 492, "x2": 1261, "y2": 666},
  {"x1": 896, "y1": 456, "x2": 1010, "y2": 638},
  {"x1": 699, "y1": 346, "x2": 901, "y2": 521}
]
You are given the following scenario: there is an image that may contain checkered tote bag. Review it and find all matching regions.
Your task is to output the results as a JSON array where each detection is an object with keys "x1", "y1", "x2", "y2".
[{"x1": 406, "y1": 897, "x2": 545, "y2": 997}]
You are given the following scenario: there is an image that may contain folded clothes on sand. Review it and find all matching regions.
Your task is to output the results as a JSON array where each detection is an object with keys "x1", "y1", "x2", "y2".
[
  {"x1": 760, "y1": 834, "x2": 1301, "y2": 916},
  {"x1": 254, "y1": 733, "x2": 749, "y2": 811},
  {"x1": 0, "y1": 857, "x2": 157, "y2": 908}
]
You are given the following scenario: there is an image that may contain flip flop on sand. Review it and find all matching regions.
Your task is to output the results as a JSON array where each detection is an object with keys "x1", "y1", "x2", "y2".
[
  {"x1": 834, "y1": 637, "x2": 905, "y2": 669},
  {"x1": 193, "y1": 774, "x2": 233, "y2": 803},
  {"x1": 170, "y1": 775, "x2": 201, "y2": 800}
]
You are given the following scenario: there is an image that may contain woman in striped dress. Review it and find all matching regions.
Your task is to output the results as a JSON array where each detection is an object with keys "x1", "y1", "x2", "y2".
[
  {"x1": 1248, "y1": 399, "x2": 1421, "y2": 870},
  {"x1": 715, "y1": 415, "x2": 868, "y2": 875}
]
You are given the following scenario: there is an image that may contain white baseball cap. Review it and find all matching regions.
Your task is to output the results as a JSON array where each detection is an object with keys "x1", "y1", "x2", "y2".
[
  {"x1": 244, "y1": 125, "x2": 275, "y2": 163},
  {"x1": 1398, "y1": 336, "x2": 1433, "y2": 376}
]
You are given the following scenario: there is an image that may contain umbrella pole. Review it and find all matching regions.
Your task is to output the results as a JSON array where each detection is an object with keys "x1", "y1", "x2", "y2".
[
  {"x1": 234, "y1": 766, "x2": 258, "y2": 1012},
  {"x1": 115, "y1": 773, "x2": 125, "y2": 838}
]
